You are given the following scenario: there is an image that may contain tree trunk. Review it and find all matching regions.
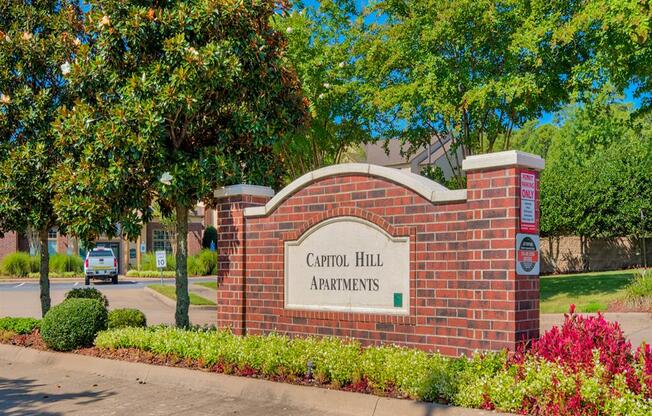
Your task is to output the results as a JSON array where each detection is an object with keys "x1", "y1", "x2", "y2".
[
  {"x1": 39, "y1": 228, "x2": 51, "y2": 317},
  {"x1": 174, "y1": 203, "x2": 190, "y2": 328},
  {"x1": 27, "y1": 225, "x2": 40, "y2": 256}
]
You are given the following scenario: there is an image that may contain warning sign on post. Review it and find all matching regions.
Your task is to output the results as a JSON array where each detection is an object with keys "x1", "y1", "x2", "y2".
[
  {"x1": 519, "y1": 170, "x2": 538, "y2": 233},
  {"x1": 516, "y1": 233, "x2": 540, "y2": 275}
]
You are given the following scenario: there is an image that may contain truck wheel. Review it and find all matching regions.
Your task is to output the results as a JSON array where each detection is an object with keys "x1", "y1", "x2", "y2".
[
  {"x1": 85, "y1": 276, "x2": 90, "y2": 286},
  {"x1": 112, "y1": 275, "x2": 118, "y2": 285}
]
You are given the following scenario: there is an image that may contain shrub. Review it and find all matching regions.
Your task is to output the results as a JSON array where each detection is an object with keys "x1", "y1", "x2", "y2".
[
  {"x1": 108, "y1": 308, "x2": 147, "y2": 329},
  {"x1": 527, "y1": 306, "x2": 633, "y2": 378},
  {"x1": 197, "y1": 249, "x2": 217, "y2": 275},
  {"x1": 29, "y1": 256, "x2": 40, "y2": 273},
  {"x1": 49, "y1": 254, "x2": 84, "y2": 273},
  {"x1": 41, "y1": 298, "x2": 108, "y2": 351},
  {"x1": 140, "y1": 252, "x2": 176, "y2": 271},
  {"x1": 1, "y1": 252, "x2": 33, "y2": 277},
  {"x1": 65, "y1": 287, "x2": 109, "y2": 308},
  {"x1": 202, "y1": 226, "x2": 217, "y2": 249},
  {"x1": 0, "y1": 317, "x2": 41, "y2": 334},
  {"x1": 187, "y1": 255, "x2": 203, "y2": 276},
  {"x1": 92, "y1": 313, "x2": 652, "y2": 415},
  {"x1": 138, "y1": 250, "x2": 214, "y2": 275},
  {"x1": 625, "y1": 269, "x2": 652, "y2": 307}
]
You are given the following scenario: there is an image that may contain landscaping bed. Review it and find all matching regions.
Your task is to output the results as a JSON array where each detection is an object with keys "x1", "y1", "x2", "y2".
[{"x1": 3, "y1": 310, "x2": 652, "y2": 415}]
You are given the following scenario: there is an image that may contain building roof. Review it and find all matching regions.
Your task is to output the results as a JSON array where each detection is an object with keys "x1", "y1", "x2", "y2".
[{"x1": 363, "y1": 137, "x2": 453, "y2": 169}]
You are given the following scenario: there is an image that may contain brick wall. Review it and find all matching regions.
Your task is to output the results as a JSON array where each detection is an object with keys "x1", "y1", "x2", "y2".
[
  {"x1": 541, "y1": 236, "x2": 652, "y2": 273},
  {"x1": 0, "y1": 232, "x2": 18, "y2": 261},
  {"x1": 214, "y1": 152, "x2": 543, "y2": 356}
]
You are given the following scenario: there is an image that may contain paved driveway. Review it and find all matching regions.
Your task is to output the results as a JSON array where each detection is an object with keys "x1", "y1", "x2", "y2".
[{"x1": 0, "y1": 278, "x2": 216, "y2": 326}]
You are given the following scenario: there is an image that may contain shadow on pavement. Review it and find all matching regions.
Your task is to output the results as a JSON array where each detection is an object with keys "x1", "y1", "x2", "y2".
[{"x1": 0, "y1": 376, "x2": 115, "y2": 415}]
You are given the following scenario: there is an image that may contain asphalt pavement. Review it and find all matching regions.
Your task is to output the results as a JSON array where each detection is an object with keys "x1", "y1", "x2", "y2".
[{"x1": 0, "y1": 277, "x2": 217, "y2": 326}]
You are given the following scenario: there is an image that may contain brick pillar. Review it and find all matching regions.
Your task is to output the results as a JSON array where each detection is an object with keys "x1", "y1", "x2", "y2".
[
  {"x1": 462, "y1": 151, "x2": 544, "y2": 350},
  {"x1": 214, "y1": 184, "x2": 274, "y2": 335}
]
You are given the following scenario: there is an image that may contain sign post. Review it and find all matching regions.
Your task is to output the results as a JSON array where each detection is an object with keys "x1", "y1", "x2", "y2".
[{"x1": 155, "y1": 250, "x2": 167, "y2": 286}]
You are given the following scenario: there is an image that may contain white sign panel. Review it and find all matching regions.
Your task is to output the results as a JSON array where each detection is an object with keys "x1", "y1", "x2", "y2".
[
  {"x1": 155, "y1": 250, "x2": 167, "y2": 269},
  {"x1": 285, "y1": 217, "x2": 410, "y2": 315},
  {"x1": 516, "y1": 233, "x2": 540, "y2": 275}
]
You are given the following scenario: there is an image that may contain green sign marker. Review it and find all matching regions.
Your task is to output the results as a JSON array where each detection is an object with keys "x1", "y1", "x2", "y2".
[{"x1": 393, "y1": 292, "x2": 403, "y2": 308}]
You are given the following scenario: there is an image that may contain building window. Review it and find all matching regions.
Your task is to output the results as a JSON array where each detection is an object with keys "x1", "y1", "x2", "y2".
[
  {"x1": 47, "y1": 228, "x2": 58, "y2": 254},
  {"x1": 152, "y1": 230, "x2": 173, "y2": 253}
]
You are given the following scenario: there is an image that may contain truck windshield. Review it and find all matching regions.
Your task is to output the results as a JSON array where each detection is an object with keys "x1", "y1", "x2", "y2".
[{"x1": 90, "y1": 250, "x2": 113, "y2": 257}]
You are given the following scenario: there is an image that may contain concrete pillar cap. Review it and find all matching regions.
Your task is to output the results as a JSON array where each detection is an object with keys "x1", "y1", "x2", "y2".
[
  {"x1": 213, "y1": 184, "x2": 275, "y2": 199},
  {"x1": 462, "y1": 150, "x2": 545, "y2": 172}
]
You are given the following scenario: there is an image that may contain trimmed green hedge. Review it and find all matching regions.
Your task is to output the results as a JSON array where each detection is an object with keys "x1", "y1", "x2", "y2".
[
  {"x1": 108, "y1": 308, "x2": 147, "y2": 329},
  {"x1": 41, "y1": 299, "x2": 108, "y2": 351},
  {"x1": 65, "y1": 288, "x2": 109, "y2": 308},
  {"x1": 0, "y1": 317, "x2": 40, "y2": 334}
]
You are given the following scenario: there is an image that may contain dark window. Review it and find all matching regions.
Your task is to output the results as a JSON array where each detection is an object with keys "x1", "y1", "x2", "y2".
[{"x1": 89, "y1": 250, "x2": 113, "y2": 257}]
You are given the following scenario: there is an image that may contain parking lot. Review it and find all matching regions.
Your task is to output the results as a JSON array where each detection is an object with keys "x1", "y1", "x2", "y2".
[{"x1": 0, "y1": 278, "x2": 216, "y2": 326}]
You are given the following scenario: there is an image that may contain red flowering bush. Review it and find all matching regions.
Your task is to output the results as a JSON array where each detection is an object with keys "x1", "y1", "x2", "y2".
[{"x1": 475, "y1": 307, "x2": 652, "y2": 415}]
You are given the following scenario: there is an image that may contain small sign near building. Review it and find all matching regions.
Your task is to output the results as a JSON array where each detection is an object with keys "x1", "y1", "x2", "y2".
[
  {"x1": 516, "y1": 233, "x2": 540, "y2": 275},
  {"x1": 519, "y1": 170, "x2": 538, "y2": 233},
  {"x1": 155, "y1": 250, "x2": 167, "y2": 269}
]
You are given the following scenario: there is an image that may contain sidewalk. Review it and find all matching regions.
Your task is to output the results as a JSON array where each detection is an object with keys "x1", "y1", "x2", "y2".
[{"x1": 0, "y1": 344, "x2": 508, "y2": 416}]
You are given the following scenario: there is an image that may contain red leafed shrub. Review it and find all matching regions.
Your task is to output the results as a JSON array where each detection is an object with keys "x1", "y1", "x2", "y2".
[
  {"x1": 530, "y1": 306, "x2": 632, "y2": 373},
  {"x1": 635, "y1": 343, "x2": 652, "y2": 397}
]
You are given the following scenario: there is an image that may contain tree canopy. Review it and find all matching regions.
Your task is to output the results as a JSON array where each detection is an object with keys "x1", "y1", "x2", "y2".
[
  {"x1": 357, "y1": 0, "x2": 652, "y2": 182},
  {"x1": 0, "y1": 0, "x2": 85, "y2": 315},
  {"x1": 53, "y1": 0, "x2": 306, "y2": 326},
  {"x1": 513, "y1": 89, "x2": 652, "y2": 239},
  {"x1": 273, "y1": 0, "x2": 371, "y2": 179}
]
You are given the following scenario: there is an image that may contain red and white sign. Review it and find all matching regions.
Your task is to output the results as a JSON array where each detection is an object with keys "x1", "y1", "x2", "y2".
[
  {"x1": 519, "y1": 170, "x2": 538, "y2": 233},
  {"x1": 516, "y1": 233, "x2": 540, "y2": 275}
]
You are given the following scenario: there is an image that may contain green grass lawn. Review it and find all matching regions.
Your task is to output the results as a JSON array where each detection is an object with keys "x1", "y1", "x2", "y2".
[
  {"x1": 540, "y1": 269, "x2": 639, "y2": 313},
  {"x1": 195, "y1": 281, "x2": 218, "y2": 290},
  {"x1": 147, "y1": 284, "x2": 216, "y2": 306}
]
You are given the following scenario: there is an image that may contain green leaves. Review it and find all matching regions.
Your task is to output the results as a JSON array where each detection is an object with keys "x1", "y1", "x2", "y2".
[
  {"x1": 272, "y1": 1, "x2": 372, "y2": 179},
  {"x1": 521, "y1": 91, "x2": 652, "y2": 238},
  {"x1": 53, "y1": 1, "x2": 305, "y2": 244},
  {"x1": 0, "y1": 1, "x2": 84, "y2": 237}
]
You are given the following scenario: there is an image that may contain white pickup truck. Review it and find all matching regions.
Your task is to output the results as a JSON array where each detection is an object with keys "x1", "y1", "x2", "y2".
[{"x1": 84, "y1": 248, "x2": 118, "y2": 285}]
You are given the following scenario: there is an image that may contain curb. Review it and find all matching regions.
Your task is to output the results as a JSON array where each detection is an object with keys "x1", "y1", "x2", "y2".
[
  {"x1": 0, "y1": 276, "x2": 213, "y2": 284},
  {"x1": 0, "y1": 344, "x2": 508, "y2": 416},
  {"x1": 144, "y1": 286, "x2": 217, "y2": 310}
]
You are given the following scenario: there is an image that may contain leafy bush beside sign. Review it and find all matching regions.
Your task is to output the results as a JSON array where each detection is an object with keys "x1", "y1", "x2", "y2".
[{"x1": 94, "y1": 311, "x2": 652, "y2": 415}]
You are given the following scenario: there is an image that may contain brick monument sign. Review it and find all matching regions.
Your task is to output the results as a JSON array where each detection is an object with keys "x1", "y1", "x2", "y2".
[{"x1": 214, "y1": 150, "x2": 544, "y2": 356}]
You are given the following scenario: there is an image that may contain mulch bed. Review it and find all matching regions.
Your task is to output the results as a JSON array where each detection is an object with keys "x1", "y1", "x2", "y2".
[
  {"x1": 607, "y1": 300, "x2": 652, "y2": 313},
  {"x1": 1, "y1": 331, "x2": 401, "y2": 399}
]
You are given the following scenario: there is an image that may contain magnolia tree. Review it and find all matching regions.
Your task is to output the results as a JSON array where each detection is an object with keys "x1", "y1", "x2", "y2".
[
  {"x1": 0, "y1": 1, "x2": 85, "y2": 316},
  {"x1": 53, "y1": 0, "x2": 305, "y2": 327}
]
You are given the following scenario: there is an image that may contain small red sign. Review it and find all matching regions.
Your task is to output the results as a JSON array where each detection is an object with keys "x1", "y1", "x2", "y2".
[{"x1": 519, "y1": 169, "x2": 538, "y2": 233}]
